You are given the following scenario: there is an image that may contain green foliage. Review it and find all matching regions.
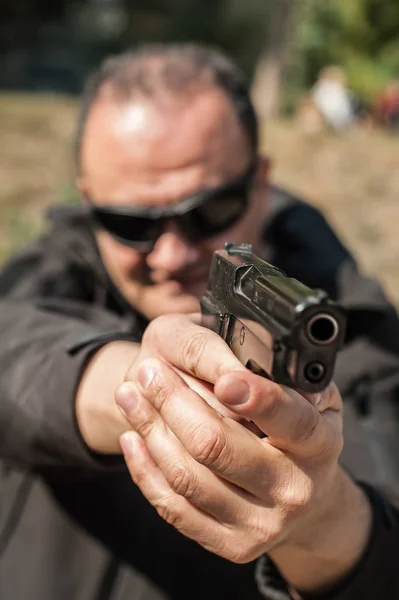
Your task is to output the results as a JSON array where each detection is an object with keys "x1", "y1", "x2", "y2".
[
  {"x1": 123, "y1": 0, "x2": 269, "y2": 79},
  {"x1": 287, "y1": 0, "x2": 399, "y2": 108},
  {"x1": 123, "y1": 0, "x2": 399, "y2": 109},
  {"x1": 2, "y1": 0, "x2": 398, "y2": 112}
]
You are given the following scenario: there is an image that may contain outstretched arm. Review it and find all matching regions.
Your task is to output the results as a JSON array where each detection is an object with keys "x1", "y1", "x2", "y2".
[{"x1": 113, "y1": 315, "x2": 381, "y2": 597}]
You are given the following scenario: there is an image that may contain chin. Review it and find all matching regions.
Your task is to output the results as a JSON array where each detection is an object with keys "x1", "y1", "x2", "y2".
[{"x1": 123, "y1": 280, "x2": 203, "y2": 320}]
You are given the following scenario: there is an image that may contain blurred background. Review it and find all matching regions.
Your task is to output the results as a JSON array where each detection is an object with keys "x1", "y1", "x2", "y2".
[{"x1": 1, "y1": 0, "x2": 399, "y2": 300}]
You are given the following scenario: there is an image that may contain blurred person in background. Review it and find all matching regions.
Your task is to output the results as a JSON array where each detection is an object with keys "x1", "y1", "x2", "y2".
[
  {"x1": 1, "y1": 44, "x2": 399, "y2": 600},
  {"x1": 310, "y1": 66, "x2": 355, "y2": 132}
]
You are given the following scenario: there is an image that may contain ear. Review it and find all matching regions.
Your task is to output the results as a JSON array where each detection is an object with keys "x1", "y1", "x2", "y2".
[
  {"x1": 257, "y1": 154, "x2": 272, "y2": 184},
  {"x1": 252, "y1": 154, "x2": 271, "y2": 212},
  {"x1": 76, "y1": 176, "x2": 89, "y2": 206}
]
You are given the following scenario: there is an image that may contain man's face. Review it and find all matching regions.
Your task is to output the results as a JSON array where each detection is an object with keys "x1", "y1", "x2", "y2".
[{"x1": 78, "y1": 86, "x2": 269, "y2": 320}]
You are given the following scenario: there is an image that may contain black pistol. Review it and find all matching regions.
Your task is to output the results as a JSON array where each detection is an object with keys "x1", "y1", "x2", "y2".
[{"x1": 200, "y1": 243, "x2": 347, "y2": 393}]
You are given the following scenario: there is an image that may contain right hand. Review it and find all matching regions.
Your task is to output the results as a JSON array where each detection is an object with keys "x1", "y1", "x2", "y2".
[
  {"x1": 127, "y1": 314, "x2": 249, "y2": 416},
  {"x1": 115, "y1": 318, "x2": 363, "y2": 584},
  {"x1": 76, "y1": 313, "x2": 247, "y2": 454}
]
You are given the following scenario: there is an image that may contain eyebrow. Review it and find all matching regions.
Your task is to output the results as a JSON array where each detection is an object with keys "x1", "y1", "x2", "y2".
[{"x1": 86, "y1": 159, "x2": 257, "y2": 213}]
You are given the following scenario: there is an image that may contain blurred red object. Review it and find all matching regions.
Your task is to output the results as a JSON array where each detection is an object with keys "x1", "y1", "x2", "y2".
[{"x1": 374, "y1": 80, "x2": 399, "y2": 131}]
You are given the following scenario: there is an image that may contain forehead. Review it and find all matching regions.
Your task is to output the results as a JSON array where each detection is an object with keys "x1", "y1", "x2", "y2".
[{"x1": 80, "y1": 86, "x2": 251, "y2": 204}]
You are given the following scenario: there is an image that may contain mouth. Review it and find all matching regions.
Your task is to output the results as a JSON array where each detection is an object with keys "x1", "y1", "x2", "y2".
[
  {"x1": 150, "y1": 264, "x2": 211, "y2": 288},
  {"x1": 173, "y1": 266, "x2": 210, "y2": 286}
]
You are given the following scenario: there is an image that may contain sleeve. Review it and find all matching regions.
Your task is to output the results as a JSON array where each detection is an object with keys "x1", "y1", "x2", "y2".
[
  {"x1": 256, "y1": 485, "x2": 399, "y2": 600},
  {"x1": 302, "y1": 484, "x2": 399, "y2": 600},
  {"x1": 264, "y1": 199, "x2": 352, "y2": 300},
  {"x1": 265, "y1": 200, "x2": 399, "y2": 404},
  {"x1": 0, "y1": 232, "x2": 138, "y2": 471}
]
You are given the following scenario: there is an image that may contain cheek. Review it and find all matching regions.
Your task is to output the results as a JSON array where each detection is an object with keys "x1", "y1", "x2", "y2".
[
  {"x1": 201, "y1": 193, "x2": 266, "y2": 253},
  {"x1": 97, "y1": 233, "x2": 143, "y2": 276},
  {"x1": 202, "y1": 209, "x2": 264, "y2": 254},
  {"x1": 229, "y1": 195, "x2": 266, "y2": 242}
]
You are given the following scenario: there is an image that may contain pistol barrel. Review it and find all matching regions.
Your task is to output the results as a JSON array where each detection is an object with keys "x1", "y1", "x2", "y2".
[{"x1": 201, "y1": 244, "x2": 347, "y2": 393}]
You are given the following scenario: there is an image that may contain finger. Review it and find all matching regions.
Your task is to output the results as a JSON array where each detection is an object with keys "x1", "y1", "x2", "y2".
[
  {"x1": 132, "y1": 314, "x2": 246, "y2": 385},
  {"x1": 128, "y1": 357, "x2": 276, "y2": 497},
  {"x1": 115, "y1": 381, "x2": 254, "y2": 524},
  {"x1": 214, "y1": 371, "x2": 342, "y2": 457},
  {"x1": 119, "y1": 430, "x2": 232, "y2": 558}
]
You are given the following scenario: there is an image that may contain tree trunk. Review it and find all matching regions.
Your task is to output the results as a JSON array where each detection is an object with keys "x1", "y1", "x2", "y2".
[{"x1": 251, "y1": 0, "x2": 298, "y2": 121}]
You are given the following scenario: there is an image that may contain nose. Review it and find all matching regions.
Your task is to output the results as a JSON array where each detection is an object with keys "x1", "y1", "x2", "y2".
[{"x1": 146, "y1": 222, "x2": 200, "y2": 273}]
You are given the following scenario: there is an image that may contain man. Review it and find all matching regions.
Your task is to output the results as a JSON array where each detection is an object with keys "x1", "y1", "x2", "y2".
[
  {"x1": 310, "y1": 66, "x2": 354, "y2": 131},
  {"x1": 0, "y1": 43, "x2": 398, "y2": 600}
]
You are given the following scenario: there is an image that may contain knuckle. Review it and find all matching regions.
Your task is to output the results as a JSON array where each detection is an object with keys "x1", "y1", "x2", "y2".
[
  {"x1": 233, "y1": 512, "x2": 280, "y2": 562},
  {"x1": 232, "y1": 549, "x2": 256, "y2": 564},
  {"x1": 225, "y1": 536, "x2": 260, "y2": 564},
  {"x1": 166, "y1": 460, "x2": 200, "y2": 500},
  {"x1": 207, "y1": 537, "x2": 229, "y2": 559},
  {"x1": 150, "y1": 376, "x2": 171, "y2": 411},
  {"x1": 286, "y1": 487, "x2": 311, "y2": 515},
  {"x1": 190, "y1": 423, "x2": 229, "y2": 468},
  {"x1": 180, "y1": 330, "x2": 208, "y2": 374},
  {"x1": 131, "y1": 465, "x2": 150, "y2": 489},
  {"x1": 135, "y1": 417, "x2": 157, "y2": 440},
  {"x1": 277, "y1": 476, "x2": 314, "y2": 518},
  {"x1": 193, "y1": 526, "x2": 235, "y2": 562},
  {"x1": 154, "y1": 495, "x2": 184, "y2": 529},
  {"x1": 290, "y1": 409, "x2": 318, "y2": 445}
]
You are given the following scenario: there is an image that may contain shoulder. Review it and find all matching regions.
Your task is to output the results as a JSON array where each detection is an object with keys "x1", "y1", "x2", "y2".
[
  {"x1": 264, "y1": 185, "x2": 353, "y2": 298},
  {"x1": 0, "y1": 205, "x2": 98, "y2": 301},
  {"x1": 265, "y1": 186, "x2": 346, "y2": 248}
]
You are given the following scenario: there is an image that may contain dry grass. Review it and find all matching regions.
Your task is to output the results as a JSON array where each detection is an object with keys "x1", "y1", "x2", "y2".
[
  {"x1": 1, "y1": 92, "x2": 398, "y2": 304},
  {"x1": 0, "y1": 93, "x2": 77, "y2": 260}
]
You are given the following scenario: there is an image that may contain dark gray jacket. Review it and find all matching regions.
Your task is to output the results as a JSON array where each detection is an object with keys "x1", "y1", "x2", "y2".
[{"x1": 1, "y1": 187, "x2": 399, "y2": 600}]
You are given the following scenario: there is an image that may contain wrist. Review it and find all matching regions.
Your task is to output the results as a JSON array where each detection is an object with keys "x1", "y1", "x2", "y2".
[
  {"x1": 269, "y1": 469, "x2": 372, "y2": 593},
  {"x1": 76, "y1": 341, "x2": 140, "y2": 454}
]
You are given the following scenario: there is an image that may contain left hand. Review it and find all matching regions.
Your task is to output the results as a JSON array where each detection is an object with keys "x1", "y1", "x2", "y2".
[{"x1": 115, "y1": 353, "x2": 345, "y2": 564}]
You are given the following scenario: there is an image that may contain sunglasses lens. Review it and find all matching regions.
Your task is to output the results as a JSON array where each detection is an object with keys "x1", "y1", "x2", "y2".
[
  {"x1": 191, "y1": 193, "x2": 248, "y2": 238},
  {"x1": 89, "y1": 161, "x2": 255, "y2": 246},
  {"x1": 94, "y1": 211, "x2": 161, "y2": 246}
]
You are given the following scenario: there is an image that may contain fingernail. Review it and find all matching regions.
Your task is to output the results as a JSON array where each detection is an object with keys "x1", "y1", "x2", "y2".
[
  {"x1": 137, "y1": 360, "x2": 157, "y2": 389},
  {"x1": 120, "y1": 432, "x2": 134, "y2": 458},
  {"x1": 116, "y1": 383, "x2": 139, "y2": 416},
  {"x1": 222, "y1": 378, "x2": 250, "y2": 405}
]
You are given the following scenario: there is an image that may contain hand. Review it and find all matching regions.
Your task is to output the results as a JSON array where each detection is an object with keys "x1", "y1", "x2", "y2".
[
  {"x1": 124, "y1": 314, "x2": 252, "y2": 420},
  {"x1": 75, "y1": 313, "x2": 245, "y2": 454},
  {"x1": 114, "y1": 315, "x2": 349, "y2": 565}
]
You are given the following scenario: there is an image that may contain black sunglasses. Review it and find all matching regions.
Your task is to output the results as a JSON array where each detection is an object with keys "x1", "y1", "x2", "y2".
[{"x1": 86, "y1": 160, "x2": 257, "y2": 251}]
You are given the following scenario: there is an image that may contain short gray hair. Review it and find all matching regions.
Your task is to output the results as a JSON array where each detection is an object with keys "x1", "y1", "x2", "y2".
[{"x1": 75, "y1": 43, "x2": 258, "y2": 166}]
